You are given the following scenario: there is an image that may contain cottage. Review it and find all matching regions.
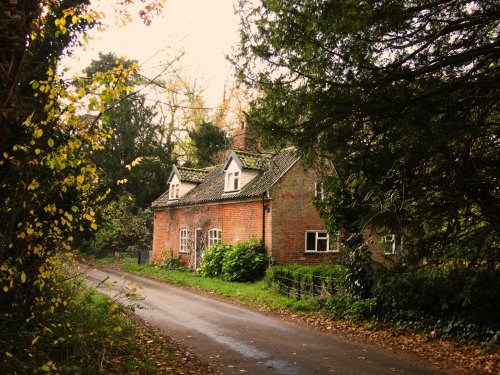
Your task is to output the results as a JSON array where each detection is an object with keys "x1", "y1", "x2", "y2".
[{"x1": 151, "y1": 147, "x2": 342, "y2": 268}]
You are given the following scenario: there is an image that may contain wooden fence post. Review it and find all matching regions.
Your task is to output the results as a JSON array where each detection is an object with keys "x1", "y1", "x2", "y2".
[{"x1": 297, "y1": 273, "x2": 301, "y2": 300}]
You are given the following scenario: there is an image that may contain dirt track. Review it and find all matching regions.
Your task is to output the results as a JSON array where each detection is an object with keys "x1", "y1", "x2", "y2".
[{"x1": 83, "y1": 265, "x2": 452, "y2": 375}]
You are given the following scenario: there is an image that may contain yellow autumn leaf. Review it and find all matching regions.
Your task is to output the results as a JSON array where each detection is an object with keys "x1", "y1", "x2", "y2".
[
  {"x1": 47, "y1": 138, "x2": 54, "y2": 148},
  {"x1": 35, "y1": 149, "x2": 41, "y2": 155},
  {"x1": 76, "y1": 175, "x2": 84, "y2": 184},
  {"x1": 34, "y1": 128, "x2": 43, "y2": 138},
  {"x1": 90, "y1": 222, "x2": 97, "y2": 230},
  {"x1": 32, "y1": 336, "x2": 40, "y2": 345},
  {"x1": 21, "y1": 272, "x2": 26, "y2": 283},
  {"x1": 77, "y1": 87, "x2": 86, "y2": 97}
]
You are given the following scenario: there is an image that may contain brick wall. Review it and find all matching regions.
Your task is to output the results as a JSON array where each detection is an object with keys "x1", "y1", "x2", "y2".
[
  {"x1": 152, "y1": 199, "x2": 271, "y2": 267},
  {"x1": 269, "y1": 161, "x2": 340, "y2": 265}
]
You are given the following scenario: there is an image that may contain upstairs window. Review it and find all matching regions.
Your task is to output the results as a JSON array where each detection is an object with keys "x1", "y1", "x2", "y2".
[
  {"x1": 225, "y1": 171, "x2": 240, "y2": 192},
  {"x1": 315, "y1": 181, "x2": 324, "y2": 200},
  {"x1": 384, "y1": 235, "x2": 396, "y2": 254},
  {"x1": 170, "y1": 183, "x2": 180, "y2": 200},
  {"x1": 208, "y1": 229, "x2": 222, "y2": 249},
  {"x1": 179, "y1": 229, "x2": 190, "y2": 253},
  {"x1": 384, "y1": 235, "x2": 403, "y2": 255}
]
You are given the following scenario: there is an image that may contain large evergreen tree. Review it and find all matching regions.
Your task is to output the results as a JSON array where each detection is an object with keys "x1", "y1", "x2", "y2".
[
  {"x1": 83, "y1": 53, "x2": 175, "y2": 208},
  {"x1": 234, "y1": 0, "x2": 499, "y2": 267},
  {"x1": 187, "y1": 121, "x2": 231, "y2": 167}
]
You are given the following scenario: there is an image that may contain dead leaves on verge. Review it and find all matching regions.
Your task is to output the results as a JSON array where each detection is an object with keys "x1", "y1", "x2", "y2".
[
  {"x1": 282, "y1": 310, "x2": 498, "y2": 375},
  {"x1": 104, "y1": 314, "x2": 222, "y2": 374}
]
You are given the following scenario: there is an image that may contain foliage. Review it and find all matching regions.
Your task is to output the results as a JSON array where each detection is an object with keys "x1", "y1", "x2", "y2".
[
  {"x1": 199, "y1": 242, "x2": 231, "y2": 278},
  {"x1": 0, "y1": 1, "x2": 162, "y2": 370},
  {"x1": 82, "y1": 194, "x2": 152, "y2": 258},
  {"x1": 160, "y1": 256, "x2": 183, "y2": 270},
  {"x1": 187, "y1": 121, "x2": 232, "y2": 167},
  {"x1": 234, "y1": 0, "x2": 499, "y2": 268},
  {"x1": 371, "y1": 265, "x2": 500, "y2": 342},
  {"x1": 221, "y1": 238, "x2": 269, "y2": 282},
  {"x1": 342, "y1": 242, "x2": 374, "y2": 299},
  {"x1": 200, "y1": 239, "x2": 268, "y2": 282},
  {"x1": 320, "y1": 293, "x2": 377, "y2": 323},
  {"x1": 82, "y1": 53, "x2": 176, "y2": 208}
]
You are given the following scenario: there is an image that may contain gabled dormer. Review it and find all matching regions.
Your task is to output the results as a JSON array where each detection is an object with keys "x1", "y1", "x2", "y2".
[
  {"x1": 222, "y1": 150, "x2": 271, "y2": 193},
  {"x1": 167, "y1": 166, "x2": 209, "y2": 201}
]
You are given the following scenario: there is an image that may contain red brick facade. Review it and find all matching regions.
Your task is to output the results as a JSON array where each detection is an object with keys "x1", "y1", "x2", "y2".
[
  {"x1": 269, "y1": 163, "x2": 341, "y2": 265},
  {"x1": 152, "y1": 161, "x2": 337, "y2": 266}
]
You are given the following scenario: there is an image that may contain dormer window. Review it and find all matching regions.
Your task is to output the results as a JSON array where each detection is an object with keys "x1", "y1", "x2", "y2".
[
  {"x1": 169, "y1": 182, "x2": 180, "y2": 200},
  {"x1": 226, "y1": 171, "x2": 240, "y2": 191}
]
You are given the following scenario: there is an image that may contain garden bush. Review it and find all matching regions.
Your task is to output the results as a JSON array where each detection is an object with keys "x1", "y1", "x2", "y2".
[
  {"x1": 160, "y1": 255, "x2": 183, "y2": 270},
  {"x1": 200, "y1": 239, "x2": 269, "y2": 282},
  {"x1": 320, "y1": 292, "x2": 376, "y2": 322},
  {"x1": 200, "y1": 242, "x2": 232, "y2": 278},
  {"x1": 221, "y1": 238, "x2": 268, "y2": 282}
]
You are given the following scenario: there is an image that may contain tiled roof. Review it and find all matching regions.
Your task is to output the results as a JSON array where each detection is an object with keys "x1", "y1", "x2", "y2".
[
  {"x1": 152, "y1": 148, "x2": 299, "y2": 208},
  {"x1": 177, "y1": 166, "x2": 211, "y2": 183},
  {"x1": 234, "y1": 150, "x2": 272, "y2": 170}
]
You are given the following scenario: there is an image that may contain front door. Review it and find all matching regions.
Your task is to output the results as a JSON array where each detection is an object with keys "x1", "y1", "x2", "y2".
[{"x1": 194, "y1": 228, "x2": 203, "y2": 270}]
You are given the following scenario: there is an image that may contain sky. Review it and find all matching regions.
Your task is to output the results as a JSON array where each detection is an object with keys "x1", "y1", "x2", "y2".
[{"x1": 63, "y1": 0, "x2": 241, "y2": 107}]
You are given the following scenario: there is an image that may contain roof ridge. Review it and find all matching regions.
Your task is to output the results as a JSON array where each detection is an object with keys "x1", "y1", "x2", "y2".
[
  {"x1": 234, "y1": 149, "x2": 272, "y2": 157},
  {"x1": 177, "y1": 166, "x2": 211, "y2": 172}
]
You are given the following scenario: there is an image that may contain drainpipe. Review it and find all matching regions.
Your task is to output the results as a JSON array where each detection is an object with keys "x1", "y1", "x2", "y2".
[{"x1": 261, "y1": 192, "x2": 270, "y2": 252}]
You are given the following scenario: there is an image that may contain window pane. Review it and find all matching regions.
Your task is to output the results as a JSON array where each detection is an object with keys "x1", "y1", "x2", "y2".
[
  {"x1": 306, "y1": 232, "x2": 316, "y2": 251},
  {"x1": 317, "y1": 238, "x2": 327, "y2": 251}
]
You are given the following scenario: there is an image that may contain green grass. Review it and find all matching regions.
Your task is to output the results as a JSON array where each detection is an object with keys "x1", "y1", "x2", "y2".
[
  {"x1": 123, "y1": 264, "x2": 320, "y2": 312},
  {"x1": 92, "y1": 255, "x2": 138, "y2": 265}
]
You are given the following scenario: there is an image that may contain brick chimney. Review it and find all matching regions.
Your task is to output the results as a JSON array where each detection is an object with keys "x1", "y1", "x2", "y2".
[{"x1": 233, "y1": 121, "x2": 250, "y2": 150}]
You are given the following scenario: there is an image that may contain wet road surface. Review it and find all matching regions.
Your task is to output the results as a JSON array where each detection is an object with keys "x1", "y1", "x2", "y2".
[{"x1": 83, "y1": 265, "x2": 452, "y2": 375}]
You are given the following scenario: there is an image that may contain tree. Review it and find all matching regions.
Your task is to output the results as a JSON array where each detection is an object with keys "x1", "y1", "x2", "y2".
[
  {"x1": 233, "y1": 0, "x2": 499, "y2": 267},
  {"x1": 83, "y1": 53, "x2": 175, "y2": 208},
  {"x1": 187, "y1": 121, "x2": 231, "y2": 167},
  {"x1": 0, "y1": 1, "x2": 163, "y2": 370}
]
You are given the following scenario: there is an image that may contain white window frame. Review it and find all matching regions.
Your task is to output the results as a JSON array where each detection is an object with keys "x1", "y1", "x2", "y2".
[
  {"x1": 384, "y1": 234, "x2": 396, "y2": 255},
  {"x1": 208, "y1": 228, "x2": 222, "y2": 249},
  {"x1": 315, "y1": 181, "x2": 324, "y2": 200},
  {"x1": 305, "y1": 231, "x2": 338, "y2": 253},
  {"x1": 225, "y1": 171, "x2": 241, "y2": 192},
  {"x1": 179, "y1": 229, "x2": 190, "y2": 253},
  {"x1": 169, "y1": 183, "x2": 180, "y2": 200}
]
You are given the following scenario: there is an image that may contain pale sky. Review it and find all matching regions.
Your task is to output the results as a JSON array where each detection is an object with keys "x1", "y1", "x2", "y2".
[{"x1": 63, "y1": 0, "x2": 241, "y2": 107}]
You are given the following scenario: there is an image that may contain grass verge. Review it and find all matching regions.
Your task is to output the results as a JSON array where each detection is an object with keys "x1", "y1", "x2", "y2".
[
  {"x1": 1, "y1": 281, "x2": 215, "y2": 374},
  {"x1": 123, "y1": 264, "x2": 320, "y2": 312}
]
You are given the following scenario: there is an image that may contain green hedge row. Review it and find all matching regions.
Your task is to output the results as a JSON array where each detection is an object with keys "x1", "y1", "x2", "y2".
[{"x1": 265, "y1": 264, "x2": 347, "y2": 299}]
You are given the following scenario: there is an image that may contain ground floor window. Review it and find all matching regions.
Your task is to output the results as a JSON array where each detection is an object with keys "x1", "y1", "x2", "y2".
[
  {"x1": 208, "y1": 228, "x2": 222, "y2": 248},
  {"x1": 180, "y1": 229, "x2": 190, "y2": 253},
  {"x1": 305, "y1": 231, "x2": 338, "y2": 252}
]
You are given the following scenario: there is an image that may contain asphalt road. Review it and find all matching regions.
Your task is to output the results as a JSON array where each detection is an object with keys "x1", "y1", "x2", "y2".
[{"x1": 82, "y1": 265, "x2": 452, "y2": 375}]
